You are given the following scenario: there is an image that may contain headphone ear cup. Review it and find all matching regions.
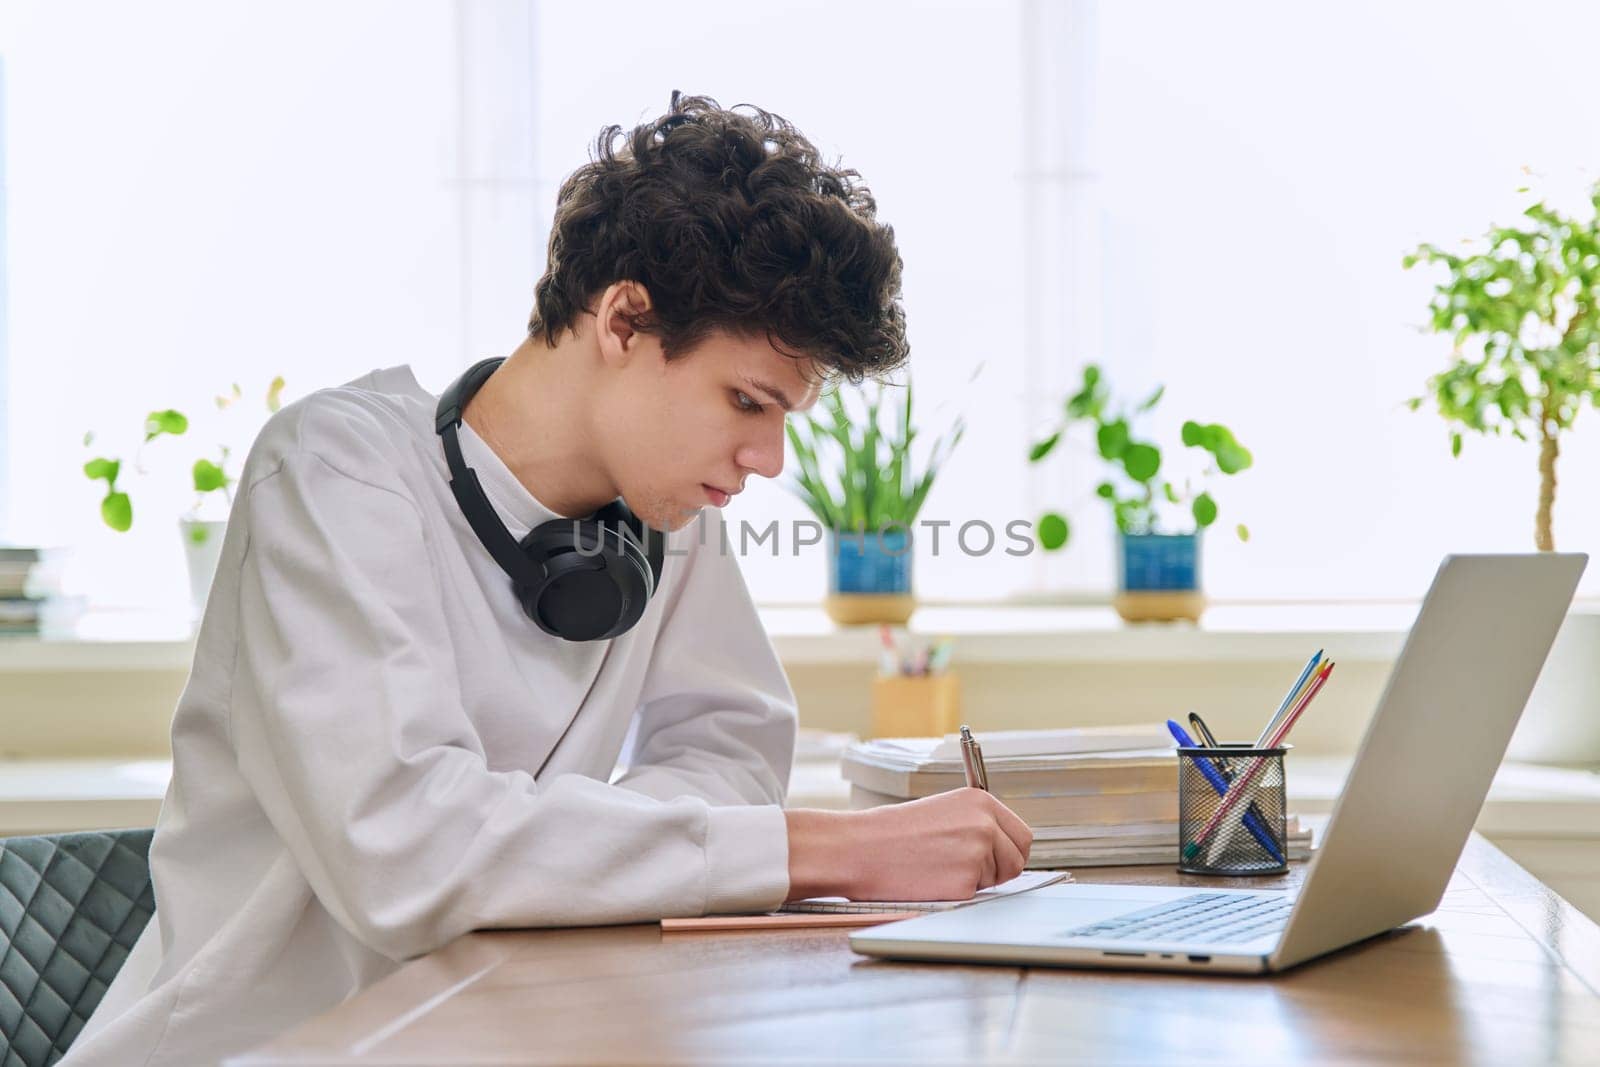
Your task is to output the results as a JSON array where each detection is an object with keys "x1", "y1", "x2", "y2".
[
  {"x1": 510, "y1": 507, "x2": 662, "y2": 641},
  {"x1": 592, "y1": 500, "x2": 664, "y2": 597},
  {"x1": 601, "y1": 535, "x2": 654, "y2": 638},
  {"x1": 516, "y1": 520, "x2": 599, "y2": 639},
  {"x1": 527, "y1": 550, "x2": 627, "y2": 641}
]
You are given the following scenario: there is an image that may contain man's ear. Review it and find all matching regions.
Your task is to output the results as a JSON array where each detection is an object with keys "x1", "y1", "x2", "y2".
[{"x1": 594, "y1": 281, "x2": 655, "y2": 368}]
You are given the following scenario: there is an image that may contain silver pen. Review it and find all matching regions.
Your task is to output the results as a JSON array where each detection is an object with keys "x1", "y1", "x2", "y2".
[{"x1": 959, "y1": 724, "x2": 989, "y2": 792}]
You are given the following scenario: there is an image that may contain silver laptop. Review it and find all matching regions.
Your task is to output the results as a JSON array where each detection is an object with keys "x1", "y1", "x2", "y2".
[{"x1": 851, "y1": 553, "x2": 1588, "y2": 974}]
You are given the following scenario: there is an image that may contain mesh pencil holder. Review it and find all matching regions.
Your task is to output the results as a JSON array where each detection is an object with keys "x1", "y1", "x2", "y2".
[{"x1": 1176, "y1": 744, "x2": 1290, "y2": 876}]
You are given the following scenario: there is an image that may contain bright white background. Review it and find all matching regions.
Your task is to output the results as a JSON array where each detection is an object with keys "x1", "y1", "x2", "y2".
[{"x1": 1, "y1": 0, "x2": 1597, "y2": 612}]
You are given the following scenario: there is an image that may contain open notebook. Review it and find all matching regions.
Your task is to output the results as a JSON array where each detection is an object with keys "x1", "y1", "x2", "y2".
[{"x1": 779, "y1": 870, "x2": 1070, "y2": 914}]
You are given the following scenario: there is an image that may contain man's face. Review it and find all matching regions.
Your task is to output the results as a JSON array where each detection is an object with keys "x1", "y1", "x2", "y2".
[{"x1": 597, "y1": 329, "x2": 823, "y2": 532}]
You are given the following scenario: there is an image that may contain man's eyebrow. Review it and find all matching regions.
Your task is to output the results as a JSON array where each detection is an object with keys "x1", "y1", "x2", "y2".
[{"x1": 740, "y1": 376, "x2": 796, "y2": 412}]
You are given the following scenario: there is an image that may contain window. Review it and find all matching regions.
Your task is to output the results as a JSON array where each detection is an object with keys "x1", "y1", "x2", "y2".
[
  {"x1": 5, "y1": 1, "x2": 1597, "y2": 611},
  {"x1": 531, "y1": 0, "x2": 1035, "y2": 603},
  {"x1": 1082, "y1": 0, "x2": 1600, "y2": 601},
  {"x1": 2, "y1": 2, "x2": 475, "y2": 607}
]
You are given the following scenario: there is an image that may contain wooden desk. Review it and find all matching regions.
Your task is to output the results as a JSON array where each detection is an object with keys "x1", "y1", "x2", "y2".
[{"x1": 235, "y1": 833, "x2": 1600, "y2": 1065}]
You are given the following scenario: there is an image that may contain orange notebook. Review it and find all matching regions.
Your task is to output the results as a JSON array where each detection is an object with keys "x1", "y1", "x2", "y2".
[{"x1": 660, "y1": 912, "x2": 919, "y2": 932}]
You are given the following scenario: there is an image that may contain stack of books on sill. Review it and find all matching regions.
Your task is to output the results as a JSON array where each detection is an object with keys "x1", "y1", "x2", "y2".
[
  {"x1": 841, "y1": 724, "x2": 1314, "y2": 867},
  {"x1": 0, "y1": 546, "x2": 79, "y2": 636}
]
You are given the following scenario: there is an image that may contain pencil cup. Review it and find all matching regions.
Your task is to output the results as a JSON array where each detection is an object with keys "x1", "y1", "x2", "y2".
[
  {"x1": 870, "y1": 673, "x2": 961, "y2": 739},
  {"x1": 1177, "y1": 744, "x2": 1290, "y2": 876}
]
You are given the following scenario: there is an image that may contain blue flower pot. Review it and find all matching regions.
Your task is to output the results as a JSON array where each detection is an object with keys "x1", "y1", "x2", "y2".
[
  {"x1": 830, "y1": 528, "x2": 912, "y2": 593},
  {"x1": 825, "y1": 528, "x2": 915, "y2": 625},
  {"x1": 1116, "y1": 532, "x2": 1204, "y2": 622},
  {"x1": 1120, "y1": 532, "x2": 1200, "y2": 591}
]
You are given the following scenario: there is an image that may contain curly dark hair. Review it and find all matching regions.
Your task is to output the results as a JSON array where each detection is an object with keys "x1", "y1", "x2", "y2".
[{"x1": 528, "y1": 92, "x2": 909, "y2": 383}]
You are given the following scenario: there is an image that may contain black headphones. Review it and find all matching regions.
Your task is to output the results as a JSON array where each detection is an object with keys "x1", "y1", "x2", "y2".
[{"x1": 435, "y1": 357, "x2": 665, "y2": 642}]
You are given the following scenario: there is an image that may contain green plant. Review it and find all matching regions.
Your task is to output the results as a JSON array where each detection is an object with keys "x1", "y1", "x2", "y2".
[
  {"x1": 1403, "y1": 182, "x2": 1600, "y2": 551},
  {"x1": 786, "y1": 378, "x2": 964, "y2": 532},
  {"x1": 84, "y1": 377, "x2": 286, "y2": 537},
  {"x1": 1028, "y1": 364, "x2": 1253, "y2": 550}
]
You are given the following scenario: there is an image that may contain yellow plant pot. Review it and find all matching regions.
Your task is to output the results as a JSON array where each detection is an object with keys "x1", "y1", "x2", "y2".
[
  {"x1": 1113, "y1": 589, "x2": 1206, "y2": 623},
  {"x1": 822, "y1": 592, "x2": 916, "y2": 626}
]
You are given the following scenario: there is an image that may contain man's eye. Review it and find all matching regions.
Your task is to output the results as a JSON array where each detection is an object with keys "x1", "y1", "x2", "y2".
[{"x1": 734, "y1": 391, "x2": 764, "y2": 414}]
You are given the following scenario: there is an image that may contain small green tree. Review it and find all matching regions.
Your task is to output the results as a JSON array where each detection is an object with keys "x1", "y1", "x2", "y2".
[
  {"x1": 1404, "y1": 182, "x2": 1600, "y2": 551},
  {"x1": 1028, "y1": 365, "x2": 1252, "y2": 550}
]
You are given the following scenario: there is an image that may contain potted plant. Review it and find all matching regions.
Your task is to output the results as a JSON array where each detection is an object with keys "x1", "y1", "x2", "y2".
[
  {"x1": 83, "y1": 377, "x2": 285, "y2": 616},
  {"x1": 1405, "y1": 181, "x2": 1600, "y2": 764},
  {"x1": 1403, "y1": 181, "x2": 1600, "y2": 551},
  {"x1": 786, "y1": 378, "x2": 964, "y2": 625},
  {"x1": 1029, "y1": 364, "x2": 1252, "y2": 622}
]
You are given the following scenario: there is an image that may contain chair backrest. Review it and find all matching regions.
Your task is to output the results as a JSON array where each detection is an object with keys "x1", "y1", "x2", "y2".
[{"x1": 1, "y1": 829, "x2": 156, "y2": 1067}]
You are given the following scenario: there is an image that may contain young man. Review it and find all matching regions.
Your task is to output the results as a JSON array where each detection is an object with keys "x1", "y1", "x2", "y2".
[{"x1": 64, "y1": 94, "x2": 1031, "y2": 1065}]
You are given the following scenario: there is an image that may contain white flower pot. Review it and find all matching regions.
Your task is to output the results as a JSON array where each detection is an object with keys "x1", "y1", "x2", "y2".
[
  {"x1": 1506, "y1": 610, "x2": 1600, "y2": 764},
  {"x1": 179, "y1": 519, "x2": 227, "y2": 620}
]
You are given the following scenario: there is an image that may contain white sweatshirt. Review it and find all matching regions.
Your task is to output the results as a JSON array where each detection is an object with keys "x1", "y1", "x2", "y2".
[{"x1": 62, "y1": 366, "x2": 796, "y2": 1066}]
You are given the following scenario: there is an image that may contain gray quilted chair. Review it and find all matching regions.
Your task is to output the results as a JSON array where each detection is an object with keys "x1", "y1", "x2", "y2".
[{"x1": 1, "y1": 830, "x2": 156, "y2": 1067}]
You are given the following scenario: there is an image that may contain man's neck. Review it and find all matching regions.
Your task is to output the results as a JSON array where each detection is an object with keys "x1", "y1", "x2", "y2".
[{"x1": 462, "y1": 337, "x2": 616, "y2": 519}]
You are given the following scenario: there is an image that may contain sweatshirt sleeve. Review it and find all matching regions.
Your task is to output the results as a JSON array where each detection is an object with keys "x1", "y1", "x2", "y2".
[
  {"x1": 611, "y1": 518, "x2": 798, "y2": 810},
  {"x1": 228, "y1": 451, "x2": 789, "y2": 961}
]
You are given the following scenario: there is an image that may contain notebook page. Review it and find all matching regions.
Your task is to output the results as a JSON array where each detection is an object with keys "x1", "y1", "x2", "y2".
[{"x1": 779, "y1": 870, "x2": 1070, "y2": 914}]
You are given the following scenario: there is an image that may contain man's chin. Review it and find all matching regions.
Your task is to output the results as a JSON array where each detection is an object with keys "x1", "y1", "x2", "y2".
[
  {"x1": 656, "y1": 511, "x2": 700, "y2": 533},
  {"x1": 632, "y1": 500, "x2": 702, "y2": 533}
]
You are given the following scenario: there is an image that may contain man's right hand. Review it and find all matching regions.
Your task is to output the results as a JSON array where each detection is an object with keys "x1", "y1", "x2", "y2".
[{"x1": 784, "y1": 789, "x2": 1034, "y2": 903}]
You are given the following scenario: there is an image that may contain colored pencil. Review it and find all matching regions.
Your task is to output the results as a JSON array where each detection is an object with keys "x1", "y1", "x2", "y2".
[{"x1": 1184, "y1": 662, "x2": 1336, "y2": 861}]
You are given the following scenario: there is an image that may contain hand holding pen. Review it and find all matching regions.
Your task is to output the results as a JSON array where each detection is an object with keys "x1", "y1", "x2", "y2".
[{"x1": 827, "y1": 726, "x2": 1027, "y2": 898}]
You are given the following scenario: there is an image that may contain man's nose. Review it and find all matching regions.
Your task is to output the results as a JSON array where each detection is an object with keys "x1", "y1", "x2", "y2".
[{"x1": 738, "y1": 424, "x2": 786, "y2": 481}]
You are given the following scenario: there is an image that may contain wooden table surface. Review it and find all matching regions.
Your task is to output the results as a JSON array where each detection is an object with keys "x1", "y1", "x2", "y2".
[{"x1": 234, "y1": 832, "x2": 1600, "y2": 1065}]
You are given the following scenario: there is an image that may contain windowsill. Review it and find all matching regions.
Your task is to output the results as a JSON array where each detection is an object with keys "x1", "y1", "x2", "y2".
[
  {"x1": 7, "y1": 600, "x2": 1597, "y2": 671},
  {"x1": 760, "y1": 602, "x2": 1434, "y2": 665},
  {"x1": 5, "y1": 752, "x2": 1598, "y2": 838}
]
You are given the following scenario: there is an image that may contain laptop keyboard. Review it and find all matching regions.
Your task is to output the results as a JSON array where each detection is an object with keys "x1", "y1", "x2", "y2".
[{"x1": 1062, "y1": 892, "x2": 1293, "y2": 945}]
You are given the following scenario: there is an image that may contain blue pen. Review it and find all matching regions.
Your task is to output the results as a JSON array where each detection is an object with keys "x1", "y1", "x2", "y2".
[{"x1": 1166, "y1": 719, "x2": 1285, "y2": 865}]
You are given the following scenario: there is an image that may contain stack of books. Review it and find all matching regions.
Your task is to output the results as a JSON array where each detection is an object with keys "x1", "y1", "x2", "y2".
[
  {"x1": 841, "y1": 724, "x2": 1314, "y2": 867},
  {"x1": 0, "y1": 546, "x2": 73, "y2": 635}
]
